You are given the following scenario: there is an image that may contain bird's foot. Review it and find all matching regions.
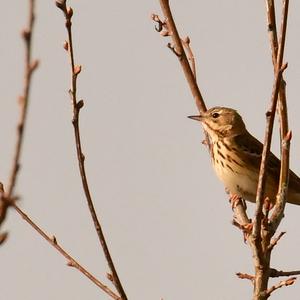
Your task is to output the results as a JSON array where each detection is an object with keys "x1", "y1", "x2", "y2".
[{"x1": 228, "y1": 192, "x2": 245, "y2": 210}]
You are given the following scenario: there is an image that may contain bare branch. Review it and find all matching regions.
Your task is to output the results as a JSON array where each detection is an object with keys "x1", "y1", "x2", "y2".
[
  {"x1": 265, "y1": 0, "x2": 278, "y2": 67},
  {"x1": 265, "y1": 277, "x2": 296, "y2": 297},
  {"x1": 270, "y1": 268, "x2": 300, "y2": 278},
  {"x1": 181, "y1": 36, "x2": 196, "y2": 80},
  {"x1": 252, "y1": 62, "x2": 287, "y2": 248},
  {"x1": 7, "y1": 0, "x2": 38, "y2": 198},
  {"x1": 251, "y1": 1, "x2": 290, "y2": 298},
  {"x1": 265, "y1": 0, "x2": 288, "y2": 145},
  {"x1": 0, "y1": 0, "x2": 38, "y2": 238},
  {"x1": 236, "y1": 272, "x2": 255, "y2": 282},
  {"x1": 11, "y1": 202, "x2": 120, "y2": 300},
  {"x1": 269, "y1": 0, "x2": 290, "y2": 233},
  {"x1": 267, "y1": 231, "x2": 286, "y2": 251},
  {"x1": 55, "y1": 2, "x2": 127, "y2": 299},
  {"x1": 155, "y1": 0, "x2": 206, "y2": 114}
]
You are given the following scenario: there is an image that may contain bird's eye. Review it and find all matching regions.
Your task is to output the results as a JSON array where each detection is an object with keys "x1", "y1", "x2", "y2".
[{"x1": 212, "y1": 112, "x2": 220, "y2": 118}]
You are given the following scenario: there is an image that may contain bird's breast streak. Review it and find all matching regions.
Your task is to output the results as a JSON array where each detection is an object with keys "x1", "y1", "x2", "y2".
[{"x1": 212, "y1": 142, "x2": 257, "y2": 200}]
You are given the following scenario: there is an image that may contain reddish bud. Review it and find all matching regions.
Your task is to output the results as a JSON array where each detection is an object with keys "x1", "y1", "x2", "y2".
[
  {"x1": 63, "y1": 41, "x2": 69, "y2": 51},
  {"x1": 74, "y1": 65, "x2": 82, "y2": 75},
  {"x1": 67, "y1": 261, "x2": 75, "y2": 267},
  {"x1": 0, "y1": 232, "x2": 8, "y2": 245},
  {"x1": 67, "y1": 6, "x2": 73, "y2": 18},
  {"x1": 76, "y1": 99, "x2": 84, "y2": 109},
  {"x1": 21, "y1": 29, "x2": 31, "y2": 40},
  {"x1": 30, "y1": 60, "x2": 39, "y2": 72},
  {"x1": 51, "y1": 235, "x2": 57, "y2": 245}
]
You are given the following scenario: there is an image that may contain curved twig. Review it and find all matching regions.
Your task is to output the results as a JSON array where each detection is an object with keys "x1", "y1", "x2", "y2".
[{"x1": 55, "y1": 1, "x2": 127, "y2": 299}]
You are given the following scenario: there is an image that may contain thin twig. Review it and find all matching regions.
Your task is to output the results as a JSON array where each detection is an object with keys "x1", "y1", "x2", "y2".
[
  {"x1": 265, "y1": 0, "x2": 279, "y2": 67},
  {"x1": 0, "y1": 0, "x2": 38, "y2": 244},
  {"x1": 155, "y1": 0, "x2": 206, "y2": 114},
  {"x1": 252, "y1": 62, "x2": 287, "y2": 252},
  {"x1": 7, "y1": 0, "x2": 38, "y2": 198},
  {"x1": 251, "y1": 1, "x2": 290, "y2": 298},
  {"x1": 270, "y1": 268, "x2": 300, "y2": 278},
  {"x1": 251, "y1": 62, "x2": 287, "y2": 300},
  {"x1": 265, "y1": 0, "x2": 288, "y2": 146},
  {"x1": 253, "y1": 0, "x2": 289, "y2": 254},
  {"x1": 269, "y1": 0, "x2": 290, "y2": 231},
  {"x1": 55, "y1": 1, "x2": 127, "y2": 299},
  {"x1": 155, "y1": 0, "x2": 252, "y2": 254},
  {"x1": 154, "y1": 0, "x2": 212, "y2": 155},
  {"x1": 181, "y1": 36, "x2": 196, "y2": 80},
  {"x1": 10, "y1": 201, "x2": 120, "y2": 300},
  {"x1": 236, "y1": 272, "x2": 255, "y2": 282},
  {"x1": 267, "y1": 231, "x2": 286, "y2": 251},
  {"x1": 265, "y1": 277, "x2": 296, "y2": 297}
]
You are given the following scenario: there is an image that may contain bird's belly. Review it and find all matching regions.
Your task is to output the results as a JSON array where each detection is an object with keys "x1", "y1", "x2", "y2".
[{"x1": 212, "y1": 156, "x2": 257, "y2": 202}]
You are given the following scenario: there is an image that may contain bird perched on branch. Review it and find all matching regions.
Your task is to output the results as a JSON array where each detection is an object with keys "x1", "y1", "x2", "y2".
[{"x1": 188, "y1": 106, "x2": 300, "y2": 205}]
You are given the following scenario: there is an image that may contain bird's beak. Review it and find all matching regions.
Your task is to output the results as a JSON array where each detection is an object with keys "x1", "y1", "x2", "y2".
[{"x1": 187, "y1": 115, "x2": 202, "y2": 122}]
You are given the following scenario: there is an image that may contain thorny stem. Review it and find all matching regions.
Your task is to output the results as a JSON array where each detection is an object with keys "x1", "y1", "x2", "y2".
[{"x1": 55, "y1": 1, "x2": 127, "y2": 299}]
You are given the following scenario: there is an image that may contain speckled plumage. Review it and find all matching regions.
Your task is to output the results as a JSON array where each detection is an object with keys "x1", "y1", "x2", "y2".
[{"x1": 190, "y1": 107, "x2": 300, "y2": 205}]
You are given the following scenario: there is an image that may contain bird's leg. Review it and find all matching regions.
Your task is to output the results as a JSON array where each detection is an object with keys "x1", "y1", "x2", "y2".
[{"x1": 226, "y1": 189, "x2": 245, "y2": 210}]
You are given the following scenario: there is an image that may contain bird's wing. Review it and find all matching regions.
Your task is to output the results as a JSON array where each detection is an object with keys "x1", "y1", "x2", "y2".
[{"x1": 233, "y1": 132, "x2": 300, "y2": 193}]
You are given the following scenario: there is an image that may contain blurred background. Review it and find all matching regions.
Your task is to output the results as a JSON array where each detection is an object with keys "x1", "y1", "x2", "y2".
[{"x1": 1, "y1": 1, "x2": 300, "y2": 299}]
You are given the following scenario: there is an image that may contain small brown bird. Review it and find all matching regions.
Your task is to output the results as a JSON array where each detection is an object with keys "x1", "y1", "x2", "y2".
[{"x1": 189, "y1": 106, "x2": 300, "y2": 205}]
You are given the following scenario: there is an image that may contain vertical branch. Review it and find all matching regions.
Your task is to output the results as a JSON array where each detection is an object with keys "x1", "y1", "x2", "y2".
[
  {"x1": 251, "y1": 1, "x2": 290, "y2": 299},
  {"x1": 269, "y1": 0, "x2": 290, "y2": 230},
  {"x1": 55, "y1": 1, "x2": 127, "y2": 299},
  {"x1": 7, "y1": 0, "x2": 38, "y2": 197},
  {"x1": 251, "y1": 63, "x2": 287, "y2": 300},
  {"x1": 266, "y1": 0, "x2": 279, "y2": 67},
  {"x1": 264, "y1": 0, "x2": 290, "y2": 229},
  {"x1": 253, "y1": 0, "x2": 289, "y2": 243},
  {"x1": 265, "y1": 0, "x2": 289, "y2": 144},
  {"x1": 0, "y1": 0, "x2": 38, "y2": 241}
]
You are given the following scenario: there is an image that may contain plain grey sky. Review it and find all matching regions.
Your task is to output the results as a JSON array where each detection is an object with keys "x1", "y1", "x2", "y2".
[{"x1": 1, "y1": 1, "x2": 300, "y2": 300}]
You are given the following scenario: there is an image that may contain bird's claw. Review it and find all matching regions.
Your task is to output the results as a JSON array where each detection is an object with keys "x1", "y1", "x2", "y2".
[{"x1": 228, "y1": 193, "x2": 243, "y2": 210}]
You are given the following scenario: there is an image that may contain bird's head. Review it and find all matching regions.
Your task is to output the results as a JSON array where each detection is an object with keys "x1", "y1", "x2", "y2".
[{"x1": 188, "y1": 107, "x2": 246, "y2": 139}]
